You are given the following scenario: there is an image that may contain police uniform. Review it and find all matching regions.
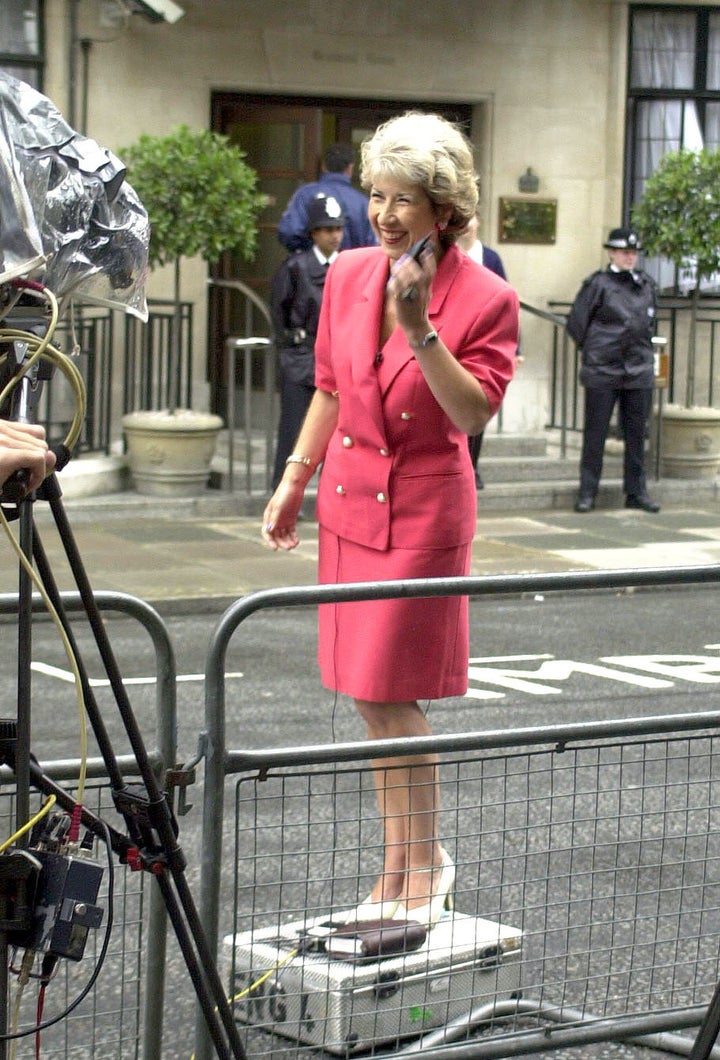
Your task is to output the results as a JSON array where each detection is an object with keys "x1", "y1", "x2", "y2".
[
  {"x1": 277, "y1": 171, "x2": 376, "y2": 253},
  {"x1": 566, "y1": 227, "x2": 660, "y2": 513},
  {"x1": 270, "y1": 195, "x2": 344, "y2": 489}
]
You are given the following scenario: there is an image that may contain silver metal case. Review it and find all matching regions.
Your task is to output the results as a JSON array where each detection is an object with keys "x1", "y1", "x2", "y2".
[{"x1": 225, "y1": 911, "x2": 522, "y2": 1054}]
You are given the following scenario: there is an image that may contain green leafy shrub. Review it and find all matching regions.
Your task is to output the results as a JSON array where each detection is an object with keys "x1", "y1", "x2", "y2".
[
  {"x1": 632, "y1": 148, "x2": 720, "y2": 406},
  {"x1": 121, "y1": 124, "x2": 267, "y2": 411}
]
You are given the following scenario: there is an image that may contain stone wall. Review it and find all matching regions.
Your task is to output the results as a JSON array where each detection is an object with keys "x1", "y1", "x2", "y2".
[{"x1": 43, "y1": 0, "x2": 642, "y2": 434}]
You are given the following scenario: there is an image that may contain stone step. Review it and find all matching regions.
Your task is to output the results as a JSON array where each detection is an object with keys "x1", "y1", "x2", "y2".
[
  {"x1": 476, "y1": 455, "x2": 608, "y2": 484},
  {"x1": 475, "y1": 475, "x2": 718, "y2": 513},
  {"x1": 51, "y1": 432, "x2": 720, "y2": 517},
  {"x1": 470, "y1": 433, "x2": 548, "y2": 458}
]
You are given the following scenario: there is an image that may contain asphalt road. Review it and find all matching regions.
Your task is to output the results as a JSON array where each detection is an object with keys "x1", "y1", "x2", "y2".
[
  {"x1": 2, "y1": 585, "x2": 720, "y2": 1059},
  {"x1": 8, "y1": 584, "x2": 718, "y2": 758}
]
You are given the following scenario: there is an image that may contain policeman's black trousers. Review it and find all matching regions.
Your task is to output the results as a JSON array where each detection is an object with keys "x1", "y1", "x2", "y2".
[
  {"x1": 579, "y1": 386, "x2": 653, "y2": 498},
  {"x1": 271, "y1": 375, "x2": 315, "y2": 491}
]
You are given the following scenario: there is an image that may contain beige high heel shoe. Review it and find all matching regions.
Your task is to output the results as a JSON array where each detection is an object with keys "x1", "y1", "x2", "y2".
[
  {"x1": 344, "y1": 893, "x2": 400, "y2": 922},
  {"x1": 392, "y1": 847, "x2": 455, "y2": 928}
]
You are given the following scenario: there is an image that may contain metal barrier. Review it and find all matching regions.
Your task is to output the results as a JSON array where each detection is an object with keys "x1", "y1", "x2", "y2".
[
  {"x1": 198, "y1": 563, "x2": 720, "y2": 1060},
  {"x1": 0, "y1": 591, "x2": 176, "y2": 1059}
]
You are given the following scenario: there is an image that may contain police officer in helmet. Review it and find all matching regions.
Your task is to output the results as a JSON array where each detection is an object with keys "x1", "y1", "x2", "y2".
[{"x1": 567, "y1": 226, "x2": 660, "y2": 514}]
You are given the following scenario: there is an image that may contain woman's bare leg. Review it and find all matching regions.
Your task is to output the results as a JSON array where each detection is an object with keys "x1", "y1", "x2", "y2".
[{"x1": 355, "y1": 699, "x2": 442, "y2": 907}]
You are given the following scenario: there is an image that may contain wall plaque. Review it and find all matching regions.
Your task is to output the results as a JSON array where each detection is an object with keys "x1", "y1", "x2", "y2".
[{"x1": 498, "y1": 197, "x2": 557, "y2": 244}]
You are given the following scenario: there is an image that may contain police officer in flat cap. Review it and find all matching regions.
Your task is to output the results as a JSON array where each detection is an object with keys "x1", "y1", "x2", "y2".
[
  {"x1": 270, "y1": 194, "x2": 345, "y2": 491},
  {"x1": 566, "y1": 226, "x2": 660, "y2": 513}
]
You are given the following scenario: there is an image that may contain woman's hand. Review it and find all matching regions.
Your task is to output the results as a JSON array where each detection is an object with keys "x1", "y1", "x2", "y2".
[
  {"x1": 261, "y1": 480, "x2": 306, "y2": 551},
  {"x1": 387, "y1": 239, "x2": 437, "y2": 338}
]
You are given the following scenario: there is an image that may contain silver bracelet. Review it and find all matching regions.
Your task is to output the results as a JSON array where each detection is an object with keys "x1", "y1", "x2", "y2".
[
  {"x1": 285, "y1": 454, "x2": 318, "y2": 470},
  {"x1": 408, "y1": 329, "x2": 439, "y2": 349}
]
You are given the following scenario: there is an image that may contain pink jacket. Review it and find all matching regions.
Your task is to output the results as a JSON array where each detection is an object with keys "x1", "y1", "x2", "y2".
[{"x1": 315, "y1": 244, "x2": 518, "y2": 552}]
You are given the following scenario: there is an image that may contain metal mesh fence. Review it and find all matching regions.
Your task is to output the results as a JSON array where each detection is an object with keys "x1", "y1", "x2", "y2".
[
  {"x1": 0, "y1": 780, "x2": 147, "y2": 1060},
  {"x1": 223, "y1": 728, "x2": 720, "y2": 1058}
]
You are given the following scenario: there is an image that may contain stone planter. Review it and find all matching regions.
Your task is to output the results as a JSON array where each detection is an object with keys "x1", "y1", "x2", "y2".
[
  {"x1": 121, "y1": 408, "x2": 224, "y2": 497},
  {"x1": 660, "y1": 404, "x2": 720, "y2": 479}
]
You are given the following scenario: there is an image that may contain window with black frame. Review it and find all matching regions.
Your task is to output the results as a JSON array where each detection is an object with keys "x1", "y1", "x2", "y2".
[
  {"x1": 627, "y1": 4, "x2": 720, "y2": 290},
  {"x1": 0, "y1": 0, "x2": 43, "y2": 89}
]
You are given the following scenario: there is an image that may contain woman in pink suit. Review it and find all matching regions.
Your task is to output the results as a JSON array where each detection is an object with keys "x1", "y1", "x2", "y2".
[{"x1": 262, "y1": 112, "x2": 518, "y2": 928}]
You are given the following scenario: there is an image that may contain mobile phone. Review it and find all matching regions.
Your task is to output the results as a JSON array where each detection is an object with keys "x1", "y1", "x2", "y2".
[
  {"x1": 397, "y1": 234, "x2": 434, "y2": 302},
  {"x1": 407, "y1": 233, "x2": 434, "y2": 263}
]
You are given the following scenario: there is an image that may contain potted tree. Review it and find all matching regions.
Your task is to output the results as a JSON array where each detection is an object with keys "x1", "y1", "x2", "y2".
[
  {"x1": 632, "y1": 147, "x2": 720, "y2": 478},
  {"x1": 120, "y1": 124, "x2": 266, "y2": 495}
]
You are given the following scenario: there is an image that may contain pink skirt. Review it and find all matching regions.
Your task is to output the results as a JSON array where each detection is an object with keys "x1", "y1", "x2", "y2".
[{"x1": 317, "y1": 526, "x2": 470, "y2": 703}]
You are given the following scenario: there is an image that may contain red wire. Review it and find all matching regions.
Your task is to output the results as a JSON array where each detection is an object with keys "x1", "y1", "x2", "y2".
[
  {"x1": 35, "y1": 982, "x2": 46, "y2": 1060},
  {"x1": 68, "y1": 803, "x2": 83, "y2": 845},
  {"x1": 10, "y1": 277, "x2": 46, "y2": 293}
]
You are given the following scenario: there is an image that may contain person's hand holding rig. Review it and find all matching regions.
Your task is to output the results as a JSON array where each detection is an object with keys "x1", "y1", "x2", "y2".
[{"x1": 0, "y1": 419, "x2": 55, "y2": 495}]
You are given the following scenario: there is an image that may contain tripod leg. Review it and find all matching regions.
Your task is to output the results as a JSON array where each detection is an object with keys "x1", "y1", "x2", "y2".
[
  {"x1": 33, "y1": 479, "x2": 246, "y2": 1057},
  {"x1": 1, "y1": 494, "x2": 37, "y2": 1060}
]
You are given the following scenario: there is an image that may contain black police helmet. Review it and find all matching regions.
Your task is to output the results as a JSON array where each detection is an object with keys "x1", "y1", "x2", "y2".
[
  {"x1": 307, "y1": 194, "x2": 346, "y2": 233},
  {"x1": 604, "y1": 227, "x2": 642, "y2": 250}
]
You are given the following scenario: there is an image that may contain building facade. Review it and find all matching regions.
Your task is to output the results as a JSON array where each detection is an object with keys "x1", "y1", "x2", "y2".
[{"x1": 10, "y1": 0, "x2": 720, "y2": 438}]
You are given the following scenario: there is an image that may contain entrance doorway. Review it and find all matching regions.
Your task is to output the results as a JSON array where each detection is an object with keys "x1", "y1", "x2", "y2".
[{"x1": 207, "y1": 93, "x2": 472, "y2": 417}]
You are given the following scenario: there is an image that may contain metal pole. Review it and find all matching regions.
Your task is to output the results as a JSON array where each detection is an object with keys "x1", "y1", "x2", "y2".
[
  {"x1": 67, "y1": 0, "x2": 80, "y2": 127},
  {"x1": 225, "y1": 337, "x2": 235, "y2": 492},
  {"x1": 224, "y1": 338, "x2": 272, "y2": 494},
  {"x1": 244, "y1": 345, "x2": 252, "y2": 494},
  {"x1": 560, "y1": 329, "x2": 569, "y2": 460}
]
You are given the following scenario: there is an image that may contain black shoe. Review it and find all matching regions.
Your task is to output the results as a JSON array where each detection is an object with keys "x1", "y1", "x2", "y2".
[
  {"x1": 474, "y1": 469, "x2": 484, "y2": 490},
  {"x1": 574, "y1": 494, "x2": 595, "y2": 513},
  {"x1": 625, "y1": 493, "x2": 660, "y2": 513}
]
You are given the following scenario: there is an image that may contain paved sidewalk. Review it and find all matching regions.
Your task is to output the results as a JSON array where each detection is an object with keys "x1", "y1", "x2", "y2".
[{"x1": 1, "y1": 490, "x2": 717, "y2": 613}]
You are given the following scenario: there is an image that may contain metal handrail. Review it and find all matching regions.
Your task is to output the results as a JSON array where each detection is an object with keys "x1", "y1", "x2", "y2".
[
  {"x1": 207, "y1": 278, "x2": 277, "y2": 492},
  {"x1": 520, "y1": 300, "x2": 573, "y2": 457},
  {"x1": 519, "y1": 299, "x2": 567, "y2": 328},
  {"x1": 206, "y1": 277, "x2": 273, "y2": 332}
]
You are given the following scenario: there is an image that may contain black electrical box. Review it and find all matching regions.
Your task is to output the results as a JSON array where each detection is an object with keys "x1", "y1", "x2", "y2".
[{"x1": 26, "y1": 851, "x2": 104, "y2": 960}]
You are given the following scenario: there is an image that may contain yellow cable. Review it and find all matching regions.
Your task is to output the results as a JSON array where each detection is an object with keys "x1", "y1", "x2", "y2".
[
  {"x1": 0, "y1": 284, "x2": 86, "y2": 452},
  {"x1": 0, "y1": 336, "x2": 86, "y2": 450},
  {"x1": 230, "y1": 947, "x2": 300, "y2": 1001},
  {"x1": 188, "y1": 947, "x2": 300, "y2": 1060},
  {"x1": 0, "y1": 285, "x2": 58, "y2": 400},
  {"x1": 0, "y1": 794, "x2": 56, "y2": 854},
  {"x1": 0, "y1": 508, "x2": 88, "y2": 806},
  {"x1": 0, "y1": 282, "x2": 92, "y2": 847}
]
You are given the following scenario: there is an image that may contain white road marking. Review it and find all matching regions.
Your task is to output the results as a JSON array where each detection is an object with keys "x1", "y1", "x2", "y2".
[{"x1": 30, "y1": 661, "x2": 244, "y2": 686}]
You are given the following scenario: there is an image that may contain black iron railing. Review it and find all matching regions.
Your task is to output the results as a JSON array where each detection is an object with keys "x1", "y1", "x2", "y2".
[
  {"x1": 31, "y1": 292, "x2": 720, "y2": 461},
  {"x1": 31, "y1": 300, "x2": 193, "y2": 456},
  {"x1": 123, "y1": 299, "x2": 194, "y2": 416}
]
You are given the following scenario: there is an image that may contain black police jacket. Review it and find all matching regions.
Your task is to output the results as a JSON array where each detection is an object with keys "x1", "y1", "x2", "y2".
[
  {"x1": 566, "y1": 266, "x2": 657, "y2": 389},
  {"x1": 270, "y1": 249, "x2": 330, "y2": 388}
]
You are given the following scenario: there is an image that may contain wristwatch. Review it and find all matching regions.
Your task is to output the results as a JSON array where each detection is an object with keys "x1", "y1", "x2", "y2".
[{"x1": 408, "y1": 329, "x2": 439, "y2": 349}]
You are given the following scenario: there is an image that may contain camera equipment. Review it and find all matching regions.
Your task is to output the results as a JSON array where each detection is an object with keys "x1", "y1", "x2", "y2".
[
  {"x1": 126, "y1": 0, "x2": 185, "y2": 23},
  {"x1": 0, "y1": 75, "x2": 245, "y2": 1057},
  {"x1": 0, "y1": 72, "x2": 149, "y2": 320}
]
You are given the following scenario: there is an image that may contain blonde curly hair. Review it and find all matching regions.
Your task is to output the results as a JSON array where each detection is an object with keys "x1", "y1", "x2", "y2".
[{"x1": 360, "y1": 112, "x2": 479, "y2": 245}]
